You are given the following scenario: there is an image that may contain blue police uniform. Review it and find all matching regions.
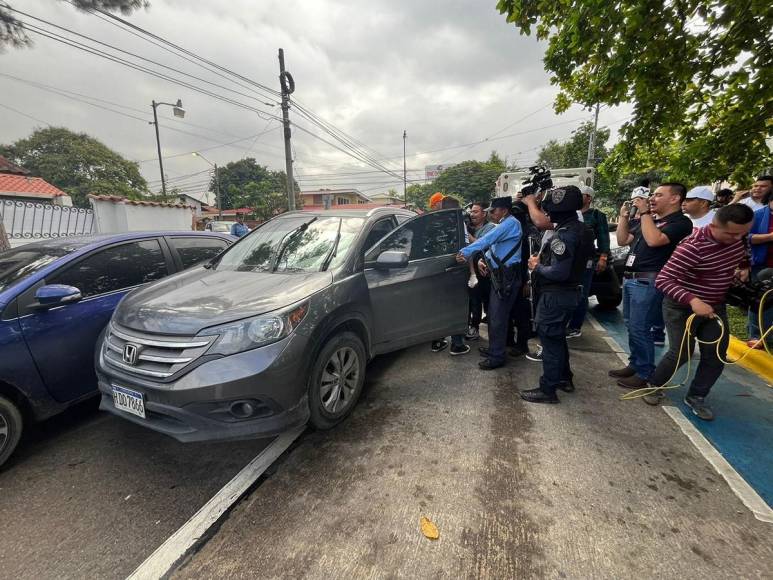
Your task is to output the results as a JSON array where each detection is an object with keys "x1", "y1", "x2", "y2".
[
  {"x1": 231, "y1": 222, "x2": 249, "y2": 238},
  {"x1": 461, "y1": 205, "x2": 523, "y2": 368}
]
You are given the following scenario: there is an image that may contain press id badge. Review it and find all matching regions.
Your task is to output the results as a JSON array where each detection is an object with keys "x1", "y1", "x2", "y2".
[{"x1": 625, "y1": 253, "x2": 636, "y2": 268}]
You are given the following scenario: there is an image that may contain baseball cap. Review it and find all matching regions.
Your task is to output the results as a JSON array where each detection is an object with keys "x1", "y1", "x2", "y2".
[
  {"x1": 686, "y1": 185, "x2": 714, "y2": 202},
  {"x1": 579, "y1": 185, "x2": 594, "y2": 197},
  {"x1": 631, "y1": 186, "x2": 650, "y2": 199}
]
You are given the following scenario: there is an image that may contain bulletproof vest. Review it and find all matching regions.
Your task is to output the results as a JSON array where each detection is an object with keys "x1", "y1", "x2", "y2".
[{"x1": 537, "y1": 221, "x2": 590, "y2": 289}]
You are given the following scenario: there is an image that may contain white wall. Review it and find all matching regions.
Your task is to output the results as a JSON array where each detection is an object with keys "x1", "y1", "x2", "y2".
[{"x1": 91, "y1": 198, "x2": 193, "y2": 233}]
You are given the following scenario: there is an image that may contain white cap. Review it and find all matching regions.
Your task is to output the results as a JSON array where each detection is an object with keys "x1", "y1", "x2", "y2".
[
  {"x1": 631, "y1": 186, "x2": 650, "y2": 199},
  {"x1": 579, "y1": 185, "x2": 594, "y2": 196},
  {"x1": 686, "y1": 185, "x2": 714, "y2": 202}
]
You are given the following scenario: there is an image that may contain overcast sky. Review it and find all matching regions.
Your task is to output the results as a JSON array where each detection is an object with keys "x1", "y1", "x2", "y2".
[{"x1": 1, "y1": 0, "x2": 630, "y2": 201}]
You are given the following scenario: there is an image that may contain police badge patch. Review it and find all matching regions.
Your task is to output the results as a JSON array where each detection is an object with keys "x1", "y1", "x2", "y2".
[
  {"x1": 550, "y1": 188, "x2": 565, "y2": 205},
  {"x1": 550, "y1": 237, "x2": 566, "y2": 255}
]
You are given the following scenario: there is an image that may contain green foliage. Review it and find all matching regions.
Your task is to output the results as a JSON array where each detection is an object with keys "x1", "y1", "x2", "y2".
[
  {"x1": 497, "y1": 0, "x2": 773, "y2": 184},
  {"x1": 430, "y1": 152, "x2": 507, "y2": 204},
  {"x1": 1, "y1": 1, "x2": 146, "y2": 49},
  {"x1": 0, "y1": 126, "x2": 147, "y2": 207},
  {"x1": 405, "y1": 183, "x2": 434, "y2": 211},
  {"x1": 211, "y1": 157, "x2": 298, "y2": 211},
  {"x1": 537, "y1": 121, "x2": 610, "y2": 169}
]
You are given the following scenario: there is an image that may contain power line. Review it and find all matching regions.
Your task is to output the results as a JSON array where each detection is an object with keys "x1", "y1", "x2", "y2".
[{"x1": 0, "y1": 102, "x2": 52, "y2": 126}]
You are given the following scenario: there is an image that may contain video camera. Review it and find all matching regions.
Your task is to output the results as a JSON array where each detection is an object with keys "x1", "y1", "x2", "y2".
[
  {"x1": 726, "y1": 269, "x2": 773, "y2": 312},
  {"x1": 520, "y1": 165, "x2": 553, "y2": 197}
]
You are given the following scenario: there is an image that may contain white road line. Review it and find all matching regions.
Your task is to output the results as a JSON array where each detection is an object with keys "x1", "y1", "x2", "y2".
[
  {"x1": 588, "y1": 312, "x2": 773, "y2": 523},
  {"x1": 662, "y1": 407, "x2": 773, "y2": 524},
  {"x1": 127, "y1": 426, "x2": 306, "y2": 580}
]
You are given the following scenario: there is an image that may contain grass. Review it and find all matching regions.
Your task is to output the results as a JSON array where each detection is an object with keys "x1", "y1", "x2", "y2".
[{"x1": 727, "y1": 305, "x2": 748, "y2": 340}]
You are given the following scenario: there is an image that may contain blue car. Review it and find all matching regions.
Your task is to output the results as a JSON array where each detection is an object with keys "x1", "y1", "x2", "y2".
[{"x1": 0, "y1": 231, "x2": 234, "y2": 466}]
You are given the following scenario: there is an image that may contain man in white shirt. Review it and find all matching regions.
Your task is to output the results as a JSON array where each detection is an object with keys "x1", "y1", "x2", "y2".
[
  {"x1": 732, "y1": 177, "x2": 773, "y2": 211},
  {"x1": 682, "y1": 186, "x2": 716, "y2": 229}
]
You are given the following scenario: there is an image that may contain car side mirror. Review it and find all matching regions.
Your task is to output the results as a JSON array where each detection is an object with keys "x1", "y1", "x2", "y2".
[
  {"x1": 375, "y1": 251, "x2": 409, "y2": 270},
  {"x1": 33, "y1": 284, "x2": 82, "y2": 309}
]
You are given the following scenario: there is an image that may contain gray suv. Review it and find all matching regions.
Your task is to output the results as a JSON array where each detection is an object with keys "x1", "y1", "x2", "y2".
[{"x1": 96, "y1": 208, "x2": 468, "y2": 441}]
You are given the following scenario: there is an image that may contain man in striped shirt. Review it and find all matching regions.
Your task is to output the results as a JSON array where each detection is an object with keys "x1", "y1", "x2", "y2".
[{"x1": 644, "y1": 204, "x2": 754, "y2": 420}]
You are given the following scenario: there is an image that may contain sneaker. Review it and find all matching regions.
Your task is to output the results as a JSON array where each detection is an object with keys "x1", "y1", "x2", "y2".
[
  {"x1": 468, "y1": 274, "x2": 479, "y2": 289},
  {"x1": 465, "y1": 326, "x2": 480, "y2": 340},
  {"x1": 525, "y1": 345, "x2": 543, "y2": 362},
  {"x1": 566, "y1": 328, "x2": 582, "y2": 339},
  {"x1": 684, "y1": 395, "x2": 714, "y2": 421},
  {"x1": 431, "y1": 340, "x2": 448, "y2": 353},
  {"x1": 450, "y1": 344, "x2": 470, "y2": 356},
  {"x1": 643, "y1": 390, "x2": 665, "y2": 406}
]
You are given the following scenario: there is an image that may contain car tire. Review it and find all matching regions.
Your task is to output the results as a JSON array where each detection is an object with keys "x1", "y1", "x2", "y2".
[
  {"x1": 597, "y1": 294, "x2": 623, "y2": 309},
  {"x1": 307, "y1": 331, "x2": 366, "y2": 430},
  {"x1": 0, "y1": 395, "x2": 23, "y2": 468}
]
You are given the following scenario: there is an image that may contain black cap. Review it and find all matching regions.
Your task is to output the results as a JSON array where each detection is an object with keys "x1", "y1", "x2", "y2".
[
  {"x1": 490, "y1": 196, "x2": 512, "y2": 210},
  {"x1": 541, "y1": 186, "x2": 582, "y2": 213}
]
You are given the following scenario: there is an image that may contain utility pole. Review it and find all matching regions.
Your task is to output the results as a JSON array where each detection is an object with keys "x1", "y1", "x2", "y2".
[
  {"x1": 586, "y1": 103, "x2": 600, "y2": 186},
  {"x1": 151, "y1": 101, "x2": 166, "y2": 197},
  {"x1": 278, "y1": 49, "x2": 296, "y2": 211},
  {"x1": 214, "y1": 164, "x2": 221, "y2": 220},
  {"x1": 403, "y1": 130, "x2": 407, "y2": 200}
]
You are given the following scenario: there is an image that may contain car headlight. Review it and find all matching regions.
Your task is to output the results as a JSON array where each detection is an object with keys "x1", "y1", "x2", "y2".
[{"x1": 199, "y1": 302, "x2": 309, "y2": 356}]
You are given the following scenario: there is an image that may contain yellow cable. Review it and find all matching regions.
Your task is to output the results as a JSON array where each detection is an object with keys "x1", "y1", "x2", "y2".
[{"x1": 620, "y1": 289, "x2": 773, "y2": 400}]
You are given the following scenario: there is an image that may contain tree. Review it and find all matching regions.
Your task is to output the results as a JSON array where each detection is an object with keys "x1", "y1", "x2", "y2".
[
  {"x1": 210, "y1": 157, "x2": 298, "y2": 210},
  {"x1": 497, "y1": 0, "x2": 773, "y2": 184},
  {"x1": 1, "y1": 1, "x2": 146, "y2": 50},
  {"x1": 431, "y1": 152, "x2": 507, "y2": 204},
  {"x1": 0, "y1": 126, "x2": 148, "y2": 207},
  {"x1": 536, "y1": 121, "x2": 610, "y2": 169}
]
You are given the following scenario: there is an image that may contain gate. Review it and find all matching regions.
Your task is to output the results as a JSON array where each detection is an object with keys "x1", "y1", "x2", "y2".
[{"x1": 0, "y1": 200, "x2": 95, "y2": 248}]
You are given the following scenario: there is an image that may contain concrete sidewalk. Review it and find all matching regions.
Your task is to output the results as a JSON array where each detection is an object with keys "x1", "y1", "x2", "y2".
[{"x1": 175, "y1": 323, "x2": 772, "y2": 579}]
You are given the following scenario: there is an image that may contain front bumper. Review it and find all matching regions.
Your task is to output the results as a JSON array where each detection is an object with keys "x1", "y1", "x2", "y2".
[{"x1": 96, "y1": 333, "x2": 311, "y2": 443}]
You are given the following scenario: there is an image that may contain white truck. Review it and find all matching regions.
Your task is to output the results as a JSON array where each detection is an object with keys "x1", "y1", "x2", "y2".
[{"x1": 495, "y1": 166, "x2": 595, "y2": 196}]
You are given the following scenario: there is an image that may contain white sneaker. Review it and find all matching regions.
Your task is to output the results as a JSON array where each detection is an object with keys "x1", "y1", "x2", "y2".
[{"x1": 468, "y1": 274, "x2": 478, "y2": 288}]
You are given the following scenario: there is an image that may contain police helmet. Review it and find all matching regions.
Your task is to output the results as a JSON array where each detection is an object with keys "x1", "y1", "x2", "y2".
[{"x1": 541, "y1": 185, "x2": 583, "y2": 213}]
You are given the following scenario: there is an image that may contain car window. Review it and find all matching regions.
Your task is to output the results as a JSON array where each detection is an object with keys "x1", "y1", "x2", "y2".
[
  {"x1": 361, "y1": 217, "x2": 396, "y2": 255},
  {"x1": 395, "y1": 214, "x2": 411, "y2": 225},
  {"x1": 169, "y1": 237, "x2": 229, "y2": 269},
  {"x1": 365, "y1": 210, "x2": 459, "y2": 263},
  {"x1": 49, "y1": 239, "x2": 169, "y2": 298},
  {"x1": 0, "y1": 246, "x2": 72, "y2": 293}
]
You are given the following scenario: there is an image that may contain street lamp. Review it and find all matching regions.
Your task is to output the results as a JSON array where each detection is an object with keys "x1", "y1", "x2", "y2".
[
  {"x1": 150, "y1": 99, "x2": 185, "y2": 197},
  {"x1": 192, "y1": 152, "x2": 221, "y2": 220}
]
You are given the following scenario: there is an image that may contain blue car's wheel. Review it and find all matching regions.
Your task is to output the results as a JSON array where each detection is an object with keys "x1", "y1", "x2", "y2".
[{"x1": 0, "y1": 395, "x2": 23, "y2": 468}]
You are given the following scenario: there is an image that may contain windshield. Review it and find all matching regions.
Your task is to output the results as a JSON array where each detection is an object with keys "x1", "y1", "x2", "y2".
[
  {"x1": 0, "y1": 246, "x2": 71, "y2": 293},
  {"x1": 216, "y1": 216, "x2": 364, "y2": 273},
  {"x1": 210, "y1": 222, "x2": 235, "y2": 232}
]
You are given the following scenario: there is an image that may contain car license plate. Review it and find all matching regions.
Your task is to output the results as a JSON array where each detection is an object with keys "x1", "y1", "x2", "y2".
[{"x1": 112, "y1": 385, "x2": 146, "y2": 419}]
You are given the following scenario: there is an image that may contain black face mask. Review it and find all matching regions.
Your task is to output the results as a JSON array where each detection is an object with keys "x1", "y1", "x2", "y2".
[{"x1": 548, "y1": 210, "x2": 576, "y2": 224}]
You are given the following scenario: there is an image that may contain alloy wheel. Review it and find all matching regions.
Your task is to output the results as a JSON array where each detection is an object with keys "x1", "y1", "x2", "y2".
[{"x1": 319, "y1": 346, "x2": 360, "y2": 414}]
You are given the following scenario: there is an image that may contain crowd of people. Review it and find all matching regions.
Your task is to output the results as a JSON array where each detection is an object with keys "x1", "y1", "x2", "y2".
[{"x1": 429, "y1": 173, "x2": 773, "y2": 421}]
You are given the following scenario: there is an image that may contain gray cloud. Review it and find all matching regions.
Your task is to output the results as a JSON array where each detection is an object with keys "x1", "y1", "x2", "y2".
[{"x1": 1, "y1": 0, "x2": 628, "y2": 198}]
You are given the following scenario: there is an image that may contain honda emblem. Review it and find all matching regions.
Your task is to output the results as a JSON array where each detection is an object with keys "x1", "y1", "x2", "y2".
[{"x1": 123, "y1": 343, "x2": 140, "y2": 366}]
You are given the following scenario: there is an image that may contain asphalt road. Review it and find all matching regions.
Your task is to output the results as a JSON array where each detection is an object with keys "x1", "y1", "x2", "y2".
[
  {"x1": 0, "y1": 398, "x2": 271, "y2": 580},
  {"x1": 1, "y1": 312, "x2": 771, "y2": 579}
]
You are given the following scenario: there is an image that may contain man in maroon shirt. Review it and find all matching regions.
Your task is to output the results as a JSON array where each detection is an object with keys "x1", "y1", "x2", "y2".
[{"x1": 643, "y1": 204, "x2": 754, "y2": 420}]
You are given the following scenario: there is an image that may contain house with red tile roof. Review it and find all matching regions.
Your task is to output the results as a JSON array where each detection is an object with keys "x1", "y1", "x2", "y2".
[{"x1": 0, "y1": 155, "x2": 73, "y2": 206}]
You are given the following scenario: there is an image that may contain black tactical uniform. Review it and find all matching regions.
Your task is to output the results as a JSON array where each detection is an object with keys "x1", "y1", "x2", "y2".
[{"x1": 521, "y1": 186, "x2": 592, "y2": 404}]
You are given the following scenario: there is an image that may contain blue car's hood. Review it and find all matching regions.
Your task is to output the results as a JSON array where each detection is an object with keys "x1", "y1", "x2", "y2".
[{"x1": 114, "y1": 267, "x2": 333, "y2": 335}]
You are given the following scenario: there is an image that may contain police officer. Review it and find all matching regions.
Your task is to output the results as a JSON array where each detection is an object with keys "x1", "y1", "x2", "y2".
[
  {"x1": 457, "y1": 196, "x2": 523, "y2": 370},
  {"x1": 521, "y1": 185, "x2": 590, "y2": 403}
]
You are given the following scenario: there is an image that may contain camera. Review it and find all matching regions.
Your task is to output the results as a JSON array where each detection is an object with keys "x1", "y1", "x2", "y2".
[
  {"x1": 726, "y1": 269, "x2": 773, "y2": 312},
  {"x1": 520, "y1": 165, "x2": 553, "y2": 197}
]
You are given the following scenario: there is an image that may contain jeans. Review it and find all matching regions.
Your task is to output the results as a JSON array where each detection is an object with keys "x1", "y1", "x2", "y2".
[
  {"x1": 622, "y1": 278, "x2": 661, "y2": 380},
  {"x1": 536, "y1": 289, "x2": 579, "y2": 393},
  {"x1": 486, "y1": 272, "x2": 522, "y2": 364},
  {"x1": 650, "y1": 299, "x2": 729, "y2": 397},
  {"x1": 650, "y1": 290, "x2": 665, "y2": 339},
  {"x1": 747, "y1": 266, "x2": 773, "y2": 346},
  {"x1": 568, "y1": 267, "x2": 594, "y2": 330}
]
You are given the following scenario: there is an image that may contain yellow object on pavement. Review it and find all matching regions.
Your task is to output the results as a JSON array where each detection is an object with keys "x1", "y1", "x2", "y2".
[{"x1": 420, "y1": 516, "x2": 439, "y2": 540}]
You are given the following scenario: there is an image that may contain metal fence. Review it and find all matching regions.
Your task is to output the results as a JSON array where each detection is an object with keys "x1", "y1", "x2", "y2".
[{"x1": 0, "y1": 200, "x2": 95, "y2": 247}]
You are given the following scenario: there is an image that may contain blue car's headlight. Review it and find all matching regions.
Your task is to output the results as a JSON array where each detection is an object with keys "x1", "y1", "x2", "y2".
[{"x1": 199, "y1": 302, "x2": 308, "y2": 356}]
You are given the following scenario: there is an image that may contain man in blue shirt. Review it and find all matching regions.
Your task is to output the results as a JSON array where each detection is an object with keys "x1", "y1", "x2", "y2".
[
  {"x1": 230, "y1": 214, "x2": 250, "y2": 238},
  {"x1": 458, "y1": 196, "x2": 523, "y2": 370}
]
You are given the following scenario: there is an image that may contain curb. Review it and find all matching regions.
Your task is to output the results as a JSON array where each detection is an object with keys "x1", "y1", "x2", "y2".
[{"x1": 728, "y1": 336, "x2": 773, "y2": 385}]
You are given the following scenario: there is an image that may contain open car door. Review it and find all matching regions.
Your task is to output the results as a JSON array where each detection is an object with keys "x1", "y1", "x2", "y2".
[{"x1": 363, "y1": 209, "x2": 468, "y2": 354}]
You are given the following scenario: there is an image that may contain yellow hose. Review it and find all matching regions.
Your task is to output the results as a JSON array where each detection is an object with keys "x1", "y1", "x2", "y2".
[{"x1": 620, "y1": 289, "x2": 773, "y2": 400}]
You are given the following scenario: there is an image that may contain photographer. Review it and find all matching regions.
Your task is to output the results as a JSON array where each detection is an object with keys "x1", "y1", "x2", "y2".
[
  {"x1": 610, "y1": 183, "x2": 693, "y2": 389},
  {"x1": 643, "y1": 204, "x2": 753, "y2": 420}
]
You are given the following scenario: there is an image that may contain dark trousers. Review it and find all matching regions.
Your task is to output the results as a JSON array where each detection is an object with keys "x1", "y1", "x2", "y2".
[
  {"x1": 649, "y1": 298, "x2": 728, "y2": 397},
  {"x1": 487, "y1": 273, "x2": 521, "y2": 364},
  {"x1": 469, "y1": 277, "x2": 491, "y2": 328},
  {"x1": 568, "y1": 267, "x2": 594, "y2": 330},
  {"x1": 536, "y1": 289, "x2": 579, "y2": 394},
  {"x1": 509, "y1": 282, "x2": 533, "y2": 351}
]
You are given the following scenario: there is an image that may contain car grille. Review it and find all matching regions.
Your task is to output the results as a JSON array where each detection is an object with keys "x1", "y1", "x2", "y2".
[{"x1": 103, "y1": 323, "x2": 215, "y2": 379}]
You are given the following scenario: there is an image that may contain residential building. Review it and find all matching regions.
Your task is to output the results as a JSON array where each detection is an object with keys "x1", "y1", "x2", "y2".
[
  {"x1": 299, "y1": 188, "x2": 371, "y2": 209},
  {"x1": 0, "y1": 155, "x2": 73, "y2": 206}
]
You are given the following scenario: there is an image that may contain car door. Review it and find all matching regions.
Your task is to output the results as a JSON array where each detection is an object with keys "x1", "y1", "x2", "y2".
[
  {"x1": 166, "y1": 235, "x2": 231, "y2": 270},
  {"x1": 17, "y1": 238, "x2": 172, "y2": 403},
  {"x1": 364, "y1": 209, "x2": 468, "y2": 353}
]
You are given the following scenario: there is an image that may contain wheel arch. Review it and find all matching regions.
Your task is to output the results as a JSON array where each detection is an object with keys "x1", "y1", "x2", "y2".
[{"x1": 0, "y1": 380, "x2": 32, "y2": 422}]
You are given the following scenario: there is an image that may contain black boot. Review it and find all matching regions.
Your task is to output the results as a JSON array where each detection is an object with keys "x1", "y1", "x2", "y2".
[{"x1": 520, "y1": 387, "x2": 559, "y2": 404}]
